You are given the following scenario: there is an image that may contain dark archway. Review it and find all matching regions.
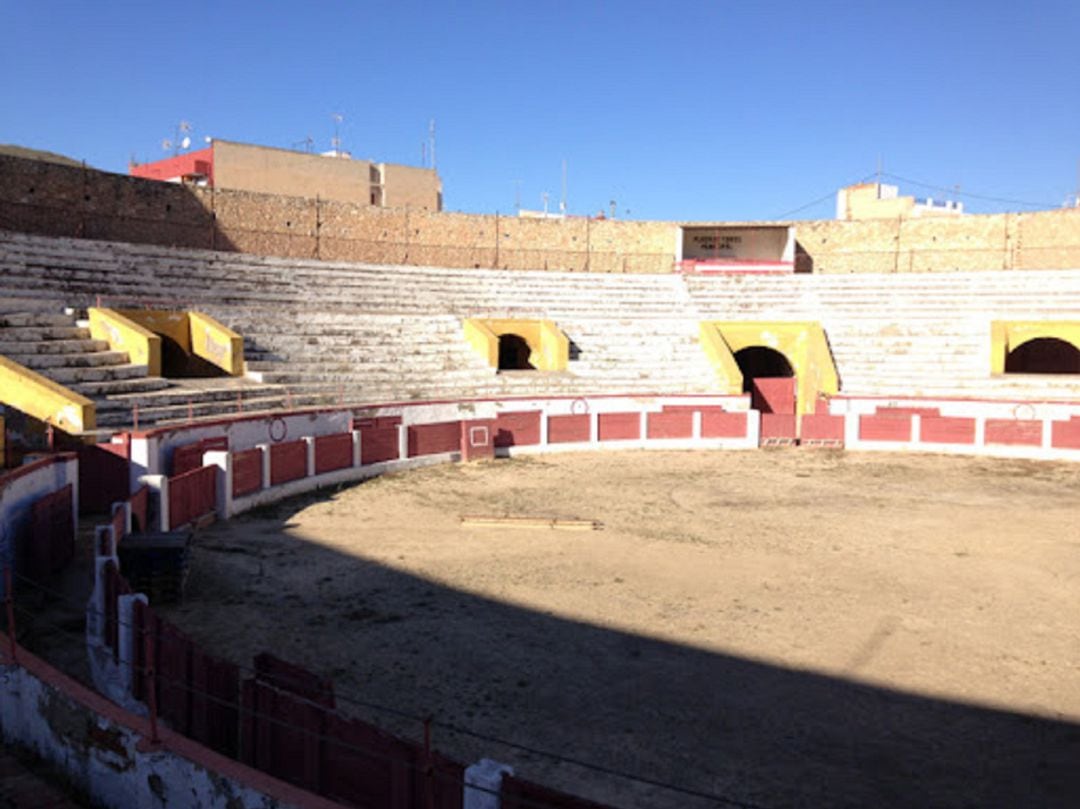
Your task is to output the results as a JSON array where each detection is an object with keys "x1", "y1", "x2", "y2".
[
  {"x1": 734, "y1": 346, "x2": 796, "y2": 415},
  {"x1": 1004, "y1": 338, "x2": 1080, "y2": 374},
  {"x1": 497, "y1": 334, "x2": 535, "y2": 371},
  {"x1": 733, "y1": 347, "x2": 794, "y2": 392},
  {"x1": 160, "y1": 334, "x2": 227, "y2": 378}
]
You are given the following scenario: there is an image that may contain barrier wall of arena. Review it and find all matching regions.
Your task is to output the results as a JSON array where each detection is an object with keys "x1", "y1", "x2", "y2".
[
  {"x1": 4, "y1": 154, "x2": 1080, "y2": 275},
  {"x1": 0, "y1": 453, "x2": 78, "y2": 596}
]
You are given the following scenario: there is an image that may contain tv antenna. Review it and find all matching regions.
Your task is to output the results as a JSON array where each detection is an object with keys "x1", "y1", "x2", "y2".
[
  {"x1": 161, "y1": 120, "x2": 193, "y2": 156},
  {"x1": 330, "y1": 113, "x2": 344, "y2": 153},
  {"x1": 293, "y1": 135, "x2": 315, "y2": 153}
]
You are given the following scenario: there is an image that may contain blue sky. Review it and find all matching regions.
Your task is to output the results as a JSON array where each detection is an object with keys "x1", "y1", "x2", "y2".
[{"x1": 2, "y1": 1, "x2": 1077, "y2": 220}]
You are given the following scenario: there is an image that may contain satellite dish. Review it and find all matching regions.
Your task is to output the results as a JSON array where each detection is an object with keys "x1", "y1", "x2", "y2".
[
  {"x1": 161, "y1": 138, "x2": 172, "y2": 152},
  {"x1": 180, "y1": 136, "x2": 191, "y2": 150}
]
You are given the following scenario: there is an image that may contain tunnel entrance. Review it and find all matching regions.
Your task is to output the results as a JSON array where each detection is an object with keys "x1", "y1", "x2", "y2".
[
  {"x1": 1004, "y1": 338, "x2": 1080, "y2": 374},
  {"x1": 161, "y1": 334, "x2": 228, "y2": 378},
  {"x1": 497, "y1": 334, "x2": 535, "y2": 371},
  {"x1": 734, "y1": 346, "x2": 796, "y2": 414}
]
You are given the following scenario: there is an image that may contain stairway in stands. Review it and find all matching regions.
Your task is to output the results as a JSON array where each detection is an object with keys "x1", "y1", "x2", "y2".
[{"x1": 0, "y1": 304, "x2": 314, "y2": 433}]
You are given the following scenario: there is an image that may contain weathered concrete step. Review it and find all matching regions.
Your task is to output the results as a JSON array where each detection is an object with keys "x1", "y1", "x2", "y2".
[
  {"x1": 68, "y1": 376, "x2": 171, "y2": 396},
  {"x1": 0, "y1": 312, "x2": 72, "y2": 327},
  {"x1": 96, "y1": 384, "x2": 289, "y2": 411},
  {"x1": 0, "y1": 338, "x2": 110, "y2": 355},
  {"x1": 0, "y1": 325, "x2": 89, "y2": 341},
  {"x1": 45, "y1": 363, "x2": 149, "y2": 385},
  {"x1": 4, "y1": 350, "x2": 130, "y2": 370}
]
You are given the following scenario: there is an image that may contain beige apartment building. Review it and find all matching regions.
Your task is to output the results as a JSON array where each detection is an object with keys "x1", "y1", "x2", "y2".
[{"x1": 131, "y1": 139, "x2": 442, "y2": 211}]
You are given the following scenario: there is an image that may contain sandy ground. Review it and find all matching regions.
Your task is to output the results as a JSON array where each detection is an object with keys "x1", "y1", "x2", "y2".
[{"x1": 161, "y1": 449, "x2": 1080, "y2": 808}]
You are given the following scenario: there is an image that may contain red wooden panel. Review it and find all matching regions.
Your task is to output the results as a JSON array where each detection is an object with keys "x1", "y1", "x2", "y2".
[
  {"x1": 322, "y1": 713, "x2": 414, "y2": 809},
  {"x1": 701, "y1": 411, "x2": 747, "y2": 438},
  {"x1": 597, "y1": 412, "x2": 640, "y2": 441},
  {"x1": 408, "y1": 421, "x2": 461, "y2": 457},
  {"x1": 314, "y1": 433, "x2": 353, "y2": 474},
  {"x1": 760, "y1": 413, "x2": 797, "y2": 440},
  {"x1": 27, "y1": 484, "x2": 74, "y2": 578},
  {"x1": 168, "y1": 466, "x2": 217, "y2": 529},
  {"x1": 129, "y1": 486, "x2": 149, "y2": 533},
  {"x1": 254, "y1": 652, "x2": 335, "y2": 708},
  {"x1": 920, "y1": 416, "x2": 976, "y2": 444},
  {"x1": 270, "y1": 440, "x2": 307, "y2": 486},
  {"x1": 494, "y1": 411, "x2": 542, "y2": 448},
  {"x1": 77, "y1": 443, "x2": 130, "y2": 514},
  {"x1": 646, "y1": 410, "x2": 693, "y2": 439},
  {"x1": 1051, "y1": 418, "x2": 1080, "y2": 449},
  {"x1": 875, "y1": 406, "x2": 941, "y2": 418},
  {"x1": 189, "y1": 650, "x2": 240, "y2": 758},
  {"x1": 171, "y1": 443, "x2": 205, "y2": 477},
  {"x1": 859, "y1": 414, "x2": 912, "y2": 441},
  {"x1": 800, "y1": 413, "x2": 845, "y2": 442},
  {"x1": 460, "y1": 419, "x2": 496, "y2": 461},
  {"x1": 548, "y1": 414, "x2": 591, "y2": 444},
  {"x1": 985, "y1": 419, "x2": 1042, "y2": 446},
  {"x1": 232, "y1": 449, "x2": 263, "y2": 497},
  {"x1": 751, "y1": 377, "x2": 796, "y2": 415},
  {"x1": 156, "y1": 618, "x2": 194, "y2": 736},
  {"x1": 501, "y1": 774, "x2": 615, "y2": 809},
  {"x1": 361, "y1": 426, "x2": 399, "y2": 465}
]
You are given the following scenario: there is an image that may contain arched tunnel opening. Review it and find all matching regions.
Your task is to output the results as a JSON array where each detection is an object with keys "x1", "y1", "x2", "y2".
[
  {"x1": 497, "y1": 334, "x2": 535, "y2": 371},
  {"x1": 1004, "y1": 338, "x2": 1080, "y2": 375},
  {"x1": 734, "y1": 346, "x2": 796, "y2": 414}
]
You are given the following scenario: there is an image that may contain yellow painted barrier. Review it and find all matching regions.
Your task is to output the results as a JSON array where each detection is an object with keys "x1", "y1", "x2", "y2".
[
  {"x1": 464, "y1": 318, "x2": 569, "y2": 371},
  {"x1": 189, "y1": 312, "x2": 245, "y2": 375},
  {"x1": 990, "y1": 320, "x2": 1080, "y2": 374},
  {"x1": 700, "y1": 321, "x2": 839, "y2": 415},
  {"x1": 88, "y1": 308, "x2": 162, "y2": 376},
  {"x1": 698, "y1": 323, "x2": 743, "y2": 395},
  {"x1": 93, "y1": 308, "x2": 245, "y2": 377},
  {"x1": 0, "y1": 355, "x2": 95, "y2": 433},
  {"x1": 464, "y1": 319, "x2": 499, "y2": 367}
]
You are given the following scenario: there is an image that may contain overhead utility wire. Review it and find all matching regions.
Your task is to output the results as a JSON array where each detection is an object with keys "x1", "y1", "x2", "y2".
[
  {"x1": 879, "y1": 171, "x2": 1057, "y2": 209},
  {"x1": 773, "y1": 173, "x2": 877, "y2": 220}
]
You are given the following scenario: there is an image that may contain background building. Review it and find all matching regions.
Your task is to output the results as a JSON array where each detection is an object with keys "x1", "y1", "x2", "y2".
[
  {"x1": 130, "y1": 139, "x2": 442, "y2": 211},
  {"x1": 836, "y1": 182, "x2": 963, "y2": 220}
]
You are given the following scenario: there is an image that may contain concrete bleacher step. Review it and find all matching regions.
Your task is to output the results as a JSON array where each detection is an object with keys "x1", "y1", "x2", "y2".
[
  {"x1": 45, "y1": 363, "x2": 149, "y2": 385},
  {"x1": 68, "y1": 376, "x2": 172, "y2": 397},
  {"x1": 6, "y1": 350, "x2": 130, "y2": 370},
  {"x1": 0, "y1": 337, "x2": 110, "y2": 355}
]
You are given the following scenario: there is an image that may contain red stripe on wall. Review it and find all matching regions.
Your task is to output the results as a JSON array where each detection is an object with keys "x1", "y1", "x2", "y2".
[
  {"x1": 1051, "y1": 418, "x2": 1080, "y2": 449},
  {"x1": 701, "y1": 411, "x2": 747, "y2": 438},
  {"x1": 494, "y1": 411, "x2": 542, "y2": 447},
  {"x1": 985, "y1": 419, "x2": 1042, "y2": 446},
  {"x1": 548, "y1": 414, "x2": 591, "y2": 444},
  {"x1": 920, "y1": 416, "x2": 976, "y2": 444},
  {"x1": 646, "y1": 411, "x2": 693, "y2": 439},
  {"x1": 408, "y1": 422, "x2": 461, "y2": 457},
  {"x1": 859, "y1": 414, "x2": 912, "y2": 441},
  {"x1": 597, "y1": 413, "x2": 640, "y2": 441},
  {"x1": 270, "y1": 441, "x2": 307, "y2": 486},
  {"x1": 314, "y1": 434, "x2": 353, "y2": 474}
]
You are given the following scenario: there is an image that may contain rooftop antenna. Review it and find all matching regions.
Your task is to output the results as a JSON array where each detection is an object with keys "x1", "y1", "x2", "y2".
[
  {"x1": 560, "y1": 159, "x2": 567, "y2": 215},
  {"x1": 429, "y1": 119, "x2": 436, "y2": 171},
  {"x1": 421, "y1": 141, "x2": 427, "y2": 167},
  {"x1": 541, "y1": 191, "x2": 550, "y2": 215},
  {"x1": 292, "y1": 135, "x2": 314, "y2": 153},
  {"x1": 514, "y1": 179, "x2": 522, "y2": 214},
  {"x1": 331, "y1": 113, "x2": 344, "y2": 153},
  {"x1": 161, "y1": 120, "x2": 193, "y2": 157},
  {"x1": 876, "y1": 154, "x2": 883, "y2": 196}
]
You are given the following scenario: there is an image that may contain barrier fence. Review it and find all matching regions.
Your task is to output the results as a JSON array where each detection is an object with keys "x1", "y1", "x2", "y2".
[{"x1": 167, "y1": 465, "x2": 217, "y2": 530}]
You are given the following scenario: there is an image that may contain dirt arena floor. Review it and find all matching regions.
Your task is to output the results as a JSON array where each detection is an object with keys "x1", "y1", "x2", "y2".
[{"x1": 161, "y1": 449, "x2": 1080, "y2": 808}]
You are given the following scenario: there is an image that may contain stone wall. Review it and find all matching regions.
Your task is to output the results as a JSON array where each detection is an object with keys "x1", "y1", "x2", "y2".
[{"x1": 2, "y1": 153, "x2": 1079, "y2": 274}]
